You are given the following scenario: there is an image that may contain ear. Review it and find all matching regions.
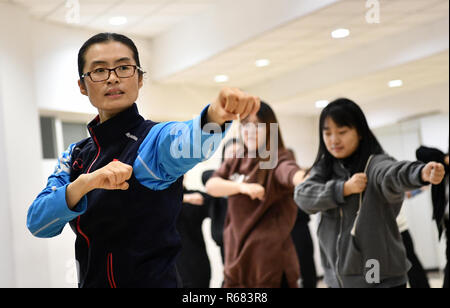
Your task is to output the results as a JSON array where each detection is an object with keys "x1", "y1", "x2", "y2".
[
  {"x1": 78, "y1": 79, "x2": 88, "y2": 96},
  {"x1": 138, "y1": 74, "x2": 144, "y2": 90}
]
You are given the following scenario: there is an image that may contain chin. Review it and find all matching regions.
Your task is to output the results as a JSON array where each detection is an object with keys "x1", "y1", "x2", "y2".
[
  {"x1": 331, "y1": 152, "x2": 348, "y2": 159},
  {"x1": 100, "y1": 100, "x2": 133, "y2": 111}
]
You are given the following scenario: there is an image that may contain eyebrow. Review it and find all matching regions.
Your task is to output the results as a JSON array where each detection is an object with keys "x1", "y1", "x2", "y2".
[{"x1": 90, "y1": 57, "x2": 133, "y2": 67}]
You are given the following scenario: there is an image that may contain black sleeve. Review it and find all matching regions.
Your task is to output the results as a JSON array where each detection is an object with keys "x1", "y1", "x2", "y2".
[{"x1": 416, "y1": 146, "x2": 445, "y2": 164}]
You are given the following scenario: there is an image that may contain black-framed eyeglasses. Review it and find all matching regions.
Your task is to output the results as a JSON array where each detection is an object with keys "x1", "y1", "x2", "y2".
[{"x1": 81, "y1": 65, "x2": 145, "y2": 82}]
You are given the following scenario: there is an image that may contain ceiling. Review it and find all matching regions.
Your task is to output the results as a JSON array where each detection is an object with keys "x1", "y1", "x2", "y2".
[
  {"x1": 275, "y1": 50, "x2": 449, "y2": 116},
  {"x1": 163, "y1": 0, "x2": 449, "y2": 88},
  {"x1": 7, "y1": 0, "x2": 217, "y2": 38},
  {"x1": 3, "y1": 0, "x2": 449, "y2": 124}
]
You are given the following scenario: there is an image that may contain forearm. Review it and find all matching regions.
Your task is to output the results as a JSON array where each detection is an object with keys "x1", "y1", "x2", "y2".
[
  {"x1": 294, "y1": 179, "x2": 344, "y2": 215},
  {"x1": 66, "y1": 174, "x2": 94, "y2": 209},
  {"x1": 27, "y1": 178, "x2": 88, "y2": 238},
  {"x1": 292, "y1": 170, "x2": 307, "y2": 187},
  {"x1": 206, "y1": 177, "x2": 241, "y2": 198}
]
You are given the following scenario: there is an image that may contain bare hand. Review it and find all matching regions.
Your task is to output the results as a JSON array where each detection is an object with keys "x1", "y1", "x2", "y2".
[
  {"x1": 208, "y1": 87, "x2": 260, "y2": 125},
  {"x1": 344, "y1": 173, "x2": 368, "y2": 196},
  {"x1": 183, "y1": 193, "x2": 204, "y2": 206},
  {"x1": 86, "y1": 160, "x2": 133, "y2": 191},
  {"x1": 239, "y1": 183, "x2": 265, "y2": 201},
  {"x1": 421, "y1": 162, "x2": 445, "y2": 185}
]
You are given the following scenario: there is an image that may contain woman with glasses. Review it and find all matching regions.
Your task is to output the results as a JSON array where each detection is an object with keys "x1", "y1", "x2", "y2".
[{"x1": 26, "y1": 32, "x2": 260, "y2": 288}]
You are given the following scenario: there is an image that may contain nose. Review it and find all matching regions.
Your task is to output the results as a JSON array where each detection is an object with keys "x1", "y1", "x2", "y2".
[
  {"x1": 107, "y1": 69, "x2": 120, "y2": 84},
  {"x1": 330, "y1": 134, "x2": 341, "y2": 146}
]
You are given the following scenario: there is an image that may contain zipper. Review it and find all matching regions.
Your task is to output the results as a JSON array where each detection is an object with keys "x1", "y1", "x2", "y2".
[
  {"x1": 107, "y1": 253, "x2": 117, "y2": 288},
  {"x1": 76, "y1": 127, "x2": 101, "y2": 248},
  {"x1": 87, "y1": 127, "x2": 101, "y2": 174},
  {"x1": 335, "y1": 208, "x2": 345, "y2": 288},
  {"x1": 335, "y1": 162, "x2": 350, "y2": 288}
]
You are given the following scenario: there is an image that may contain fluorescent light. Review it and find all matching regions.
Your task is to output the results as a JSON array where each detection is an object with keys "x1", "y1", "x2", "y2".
[
  {"x1": 388, "y1": 80, "x2": 403, "y2": 88},
  {"x1": 255, "y1": 59, "x2": 271, "y2": 67},
  {"x1": 109, "y1": 16, "x2": 128, "y2": 26},
  {"x1": 331, "y1": 28, "x2": 350, "y2": 39},
  {"x1": 315, "y1": 100, "x2": 330, "y2": 109},
  {"x1": 214, "y1": 75, "x2": 229, "y2": 83}
]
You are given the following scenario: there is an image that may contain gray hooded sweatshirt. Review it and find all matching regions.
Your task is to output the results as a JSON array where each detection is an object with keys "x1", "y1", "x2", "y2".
[{"x1": 294, "y1": 154, "x2": 426, "y2": 288}]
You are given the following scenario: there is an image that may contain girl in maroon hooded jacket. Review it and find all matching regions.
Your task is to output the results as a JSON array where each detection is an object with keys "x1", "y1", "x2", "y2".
[{"x1": 206, "y1": 102, "x2": 306, "y2": 288}]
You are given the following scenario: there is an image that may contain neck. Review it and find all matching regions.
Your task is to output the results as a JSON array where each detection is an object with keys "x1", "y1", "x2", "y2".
[{"x1": 98, "y1": 107, "x2": 128, "y2": 123}]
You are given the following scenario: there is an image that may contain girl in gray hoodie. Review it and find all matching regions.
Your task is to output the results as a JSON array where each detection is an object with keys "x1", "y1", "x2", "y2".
[{"x1": 294, "y1": 98, "x2": 445, "y2": 288}]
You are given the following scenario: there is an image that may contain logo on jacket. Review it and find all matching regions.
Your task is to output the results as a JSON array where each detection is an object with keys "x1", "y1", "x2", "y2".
[
  {"x1": 72, "y1": 158, "x2": 84, "y2": 171},
  {"x1": 126, "y1": 132, "x2": 138, "y2": 142}
]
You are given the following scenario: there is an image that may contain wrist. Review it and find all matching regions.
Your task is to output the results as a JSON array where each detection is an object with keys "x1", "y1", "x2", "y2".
[
  {"x1": 343, "y1": 181, "x2": 352, "y2": 197},
  {"x1": 238, "y1": 183, "x2": 246, "y2": 194},
  {"x1": 207, "y1": 105, "x2": 226, "y2": 126},
  {"x1": 77, "y1": 173, "x2": 96, "y2": 194},
  {"x1": 420, "y1": 166, "x2": 428, "y2": 184}
]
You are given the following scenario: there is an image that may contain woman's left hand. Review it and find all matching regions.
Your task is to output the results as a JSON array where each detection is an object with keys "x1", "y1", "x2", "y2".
[
  {"x1": 208, "y1": 87, "x2": 260, "y2": 125},
  {"x1": 421, "y1": 162, "x2": 446, "y2": 185}
]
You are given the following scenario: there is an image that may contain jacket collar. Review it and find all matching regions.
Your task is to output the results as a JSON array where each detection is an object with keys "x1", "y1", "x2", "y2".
[{"x1": 87, "y1": 103, "x2": 144, "y2": 148}]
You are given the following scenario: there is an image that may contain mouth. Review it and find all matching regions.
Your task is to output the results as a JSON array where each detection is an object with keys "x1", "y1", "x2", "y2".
[
  {"x1": 332, "y1": 146, "x2": 344, "y2": 152},
  {"x1": 105, "y1": 89, "x2": 125, "y2": 98}
]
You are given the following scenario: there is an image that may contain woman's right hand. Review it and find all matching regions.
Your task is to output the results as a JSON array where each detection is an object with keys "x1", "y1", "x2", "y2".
[
  {"x1": 343, "y1": 173, "x2": 367, "y2": 197},
  {"x1": 239, "y1": 183, "x2": 265, "y2": 201}
]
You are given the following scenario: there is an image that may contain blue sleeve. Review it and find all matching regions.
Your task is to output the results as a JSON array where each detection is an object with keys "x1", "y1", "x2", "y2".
[
  {"x1": 134, "y1": 105, "x2": 231, "y2": 191},
  {"x1": 27, "y1": 143, "x2": 88, "y2": 238}
]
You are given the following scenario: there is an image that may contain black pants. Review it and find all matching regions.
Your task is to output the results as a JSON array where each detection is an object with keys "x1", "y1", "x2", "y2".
[
  {"x1": 291, "y1": 216, "x2": 317, "y2": 288},
  {"x1": 176, "y1": 201, "x2": 211, "y2": 288},
  {"x1": 401, "y1": 230, "x2": 430, "y2": 288},
  {"x1": 444, "y1": 219, "x2": 449, "y2": 288}
]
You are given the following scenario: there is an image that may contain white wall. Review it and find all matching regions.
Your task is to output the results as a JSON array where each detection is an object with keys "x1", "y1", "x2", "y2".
[
  {"x1": 0, "y1": 61, "x2": 16, "y2": 287},
  {"x1": 0, "y1": 3, "x2": 50, "y2": 287}
]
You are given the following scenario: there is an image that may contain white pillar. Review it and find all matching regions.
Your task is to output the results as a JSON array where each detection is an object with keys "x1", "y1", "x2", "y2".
[
  {"x1": 0, "y1": 75, "x2": 16, "y2": 287},
  {"x1": 0, "y1": 3, "x2": 50, "y2": 287}
]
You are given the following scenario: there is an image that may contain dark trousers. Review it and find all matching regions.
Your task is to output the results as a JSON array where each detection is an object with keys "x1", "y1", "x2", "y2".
[
  {"x1": 401, "y1": 230, "x2": 430, "y2": 288},
  {"x1": 291, "y1": 218, "x2": 317, "y2": 288},
  {"x1": 176, "y1": 202, "x2": 211, "y2": 288},
  {"x1": 444, "y1": 219, "x2": 449, "y2": 288}
]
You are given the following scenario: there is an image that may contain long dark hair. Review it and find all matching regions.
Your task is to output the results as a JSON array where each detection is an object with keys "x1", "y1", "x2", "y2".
[
  {"x1": 256, "y1": 101, "x2": 286, "y2": 151},
  {"x1": 78, "y1": 33, "x2": 143, "y2": 81},
  {"x1": 311, "y1": 98, "x2": 384, "y2": 178}
]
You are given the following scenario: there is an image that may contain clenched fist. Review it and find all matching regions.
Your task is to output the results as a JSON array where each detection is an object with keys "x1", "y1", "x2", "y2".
[
  {"x1": 343, "y1": 173, "x2": 368, "y2": 197},
  {"x1": 66, "y1": 160, "x2": 133, "y2": 209},
  {"x1": 421, "y1": 162, "x2": 445, "y2": 185},
  {"x1": 87, "y1": 160, "x2": 133, "y2": 191},
  {"x1": 207, "y1": 87, "x2": 260, "y2": 125},
  {"x1": 239, "y1": 183, "x2": 265, "y2": 201}
]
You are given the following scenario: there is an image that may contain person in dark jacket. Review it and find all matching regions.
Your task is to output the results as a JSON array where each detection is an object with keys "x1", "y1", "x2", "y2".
[
  {"x1": 176, "y1": 187, "x2": 211, "y2": 288},
  {"x1": 288, "y1": 149, "x2": 317, "y2": 288},
  {"x1": 416, "y1": 145, "x2": 449, "y2": 288},
  {"x1": 26, "y1": 32, "x2": 260, "y2": 288}
]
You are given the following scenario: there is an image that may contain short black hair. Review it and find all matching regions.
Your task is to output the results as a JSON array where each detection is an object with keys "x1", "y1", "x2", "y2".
[{"x1": 78, "y1": 32, "x2": 143, "y2": 80}]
